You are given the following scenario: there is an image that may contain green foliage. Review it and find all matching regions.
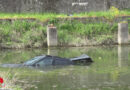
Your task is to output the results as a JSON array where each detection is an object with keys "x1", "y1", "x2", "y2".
[
  {"x1": 0, "y1": 10, "x2": 129, "y2": 47},
  {"x1": 57, "y1": 21, "x2": 117, "y2": 36},
  {"x1": 129, "y1": 22, "x2": 130, "y2": 33},
  {"x1": 53, "y1": 20, "x2": 118, "y2": 44},
  {"x1": 109, "y1": 6, "x2": 120, "y2": 16},
  {"x1": 0, "y1": 19, "x2": 119, "y2": 47},
  {"x1": 0, "y1": 20, "x2": 46, "y2": 47},
  {"x1": 0, "y1": 9, "x2": 129, "y2": 21}
]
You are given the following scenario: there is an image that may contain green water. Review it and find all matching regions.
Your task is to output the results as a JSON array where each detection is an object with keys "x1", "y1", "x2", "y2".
[{"x1": 0, "y1": 46, "x2": 130, "y2": 90}]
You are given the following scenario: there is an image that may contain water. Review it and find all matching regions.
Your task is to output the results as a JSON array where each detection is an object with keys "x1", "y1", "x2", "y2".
[{"x1": 0, "y1": 46, "x2": 130, "y2": 90}]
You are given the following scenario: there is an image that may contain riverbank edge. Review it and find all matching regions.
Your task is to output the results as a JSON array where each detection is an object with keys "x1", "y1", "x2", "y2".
[
  {"x1": 0, "y1": 39, "x2": 128, "y2": 49},
  {"x1": 0, "y1": 16, "x2": 129, "y2": 49}
]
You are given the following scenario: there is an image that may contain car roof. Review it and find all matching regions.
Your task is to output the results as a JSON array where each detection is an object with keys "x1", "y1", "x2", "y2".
[{"x1": 23, "y1": 55, "x2": 71, "y2": 66}]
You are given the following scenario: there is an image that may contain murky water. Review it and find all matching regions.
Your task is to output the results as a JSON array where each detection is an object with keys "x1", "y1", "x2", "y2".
[{"x1": 0, "y1": 46, "x2": 130, "y2": 90}]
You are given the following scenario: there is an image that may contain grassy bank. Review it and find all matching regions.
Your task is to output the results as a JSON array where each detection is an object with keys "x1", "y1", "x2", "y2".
[
  {"x1": 1, "y1": 19, "x2": 130, "y2": 48},
  {"x1": 0, "y1": 20, "x2": 47, "y2": 48},
  {"x1": 0, "y1": 20, "x2": 119, "y2": 48},
  {"x1": 0, "y1": 8, "x2": 129, "y2": 48}
]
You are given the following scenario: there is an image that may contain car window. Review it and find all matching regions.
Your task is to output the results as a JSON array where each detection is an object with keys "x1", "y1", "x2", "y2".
[
  {"x1": 24, "y1": 56, "x2": 45, "y2": 65},
  {"x1": 36, "y1": 57, "x2": 53, "y2": 66}
]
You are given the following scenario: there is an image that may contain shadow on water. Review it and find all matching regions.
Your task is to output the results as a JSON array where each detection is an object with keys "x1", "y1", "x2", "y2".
[{"x1": 0, "y1": 46, "x2": 130, "y2": 90}]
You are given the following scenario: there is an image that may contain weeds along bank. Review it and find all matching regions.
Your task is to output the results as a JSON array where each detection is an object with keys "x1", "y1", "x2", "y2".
[
  {"x1": 0, "y1": 69, "x2": 22, "y2": 90},
  {"x1": 0, "y1": 67, "x2": 44, "y2": 90},
  {"x1": 0, "y1": 18, "x2": 129, "y2": 48},
  {"x1": 0, "y1": 9, "x2": 130, "y2": 48},
  {"x1": 0, "y1": 20, "x2": 47, "y2": 48}
]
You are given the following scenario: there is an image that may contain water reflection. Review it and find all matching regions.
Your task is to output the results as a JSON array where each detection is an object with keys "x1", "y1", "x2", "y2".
[
  {"x1": 47, "y1": 48, "x2": 58, "y2": 56},
  {"x1": 118, "y1": 46, "x2": 129, "y2": 67}
]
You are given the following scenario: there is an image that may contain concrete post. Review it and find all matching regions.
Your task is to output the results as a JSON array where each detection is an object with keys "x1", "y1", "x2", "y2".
[
  {"x1": 118, "y1": 22, "x2": 128, "y2": 45},
  {"x1": 47, "y1": 25, "x2": 58, "y2": 47}
]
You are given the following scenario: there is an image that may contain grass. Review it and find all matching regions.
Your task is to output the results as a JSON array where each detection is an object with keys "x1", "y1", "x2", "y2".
[
  {"x1": 55, "y1": 20, "x2": 118, "y2": 45},
  {"x1": 0, "y1": 67, "x2": 44, "y2": 90},
  {"x1": 0, "y1": 8, "x2": 129, "y2": 21},
  {"x1": 0, "y1": 13, "x2": 66, "y2": 21},
  {"x1": 73, "y1": 10, "x2": 130, "y2": 17},
  {"x1": 0, "y1": 20, "x2": 46, "y2": 48}
]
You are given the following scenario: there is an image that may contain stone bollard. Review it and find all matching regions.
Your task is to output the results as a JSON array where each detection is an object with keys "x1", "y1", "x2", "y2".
[
  {"x1": 47, "y1": 25, "x2": 58, "y2": 47},
  {"x1": 118, "y1": 22, "x2": 128, "y2": 45}
]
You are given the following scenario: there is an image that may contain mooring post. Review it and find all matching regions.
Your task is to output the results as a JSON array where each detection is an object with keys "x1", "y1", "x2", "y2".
[
  {"x1": 47, "y1": 24, "x2": 58, "y2": 47},
  {"x1": 118, "y1": 22, "x2": 129, "y2": 45}
]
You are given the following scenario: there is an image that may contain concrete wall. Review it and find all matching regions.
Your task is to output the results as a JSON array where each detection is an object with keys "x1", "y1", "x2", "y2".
[
  {"x1": 109, "y1": 0, "x2": 130, "y2": 10},
  {"x1": 0, "y1": 0, "x2": 129, "y2": 13}
]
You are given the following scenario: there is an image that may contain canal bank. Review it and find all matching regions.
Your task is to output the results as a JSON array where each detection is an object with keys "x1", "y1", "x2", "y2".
[{"x1": 0, "y1": 12, "x2": 130, "y2": 49}]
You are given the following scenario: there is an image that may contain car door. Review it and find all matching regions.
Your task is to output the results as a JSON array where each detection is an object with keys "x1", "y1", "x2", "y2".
[{"x1": 53, "y1": 57, "x2": 72, "y2": 65}]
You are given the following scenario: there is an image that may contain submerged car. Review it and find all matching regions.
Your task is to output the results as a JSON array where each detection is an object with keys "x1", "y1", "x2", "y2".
[{"x1": 1, "y1": 54, "x2": 93, "y2": 68}]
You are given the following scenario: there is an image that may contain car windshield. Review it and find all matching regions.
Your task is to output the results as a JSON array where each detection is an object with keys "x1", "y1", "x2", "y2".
[{"x1": 24, "y1": 56, "x2": 45, "y2": 65}]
